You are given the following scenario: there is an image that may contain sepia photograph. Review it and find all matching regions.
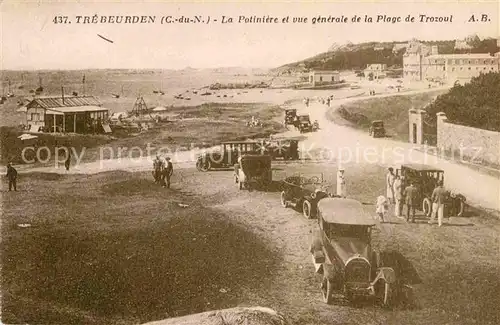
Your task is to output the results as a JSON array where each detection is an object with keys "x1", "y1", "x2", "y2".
[{"x1": 1, "y1": 1, "x2": 499, "y2": 324}]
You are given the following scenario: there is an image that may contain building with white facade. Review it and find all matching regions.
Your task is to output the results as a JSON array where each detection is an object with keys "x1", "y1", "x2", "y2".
[
  {"x1": 308, "y1": 70, "x2": 340, "y2": 86},
  {"x1": 364, "y1": 64, "x2": 387, "y2": 79},
  {"x1": 403, "y1": 41, "x2": 499, "y2": 82}
]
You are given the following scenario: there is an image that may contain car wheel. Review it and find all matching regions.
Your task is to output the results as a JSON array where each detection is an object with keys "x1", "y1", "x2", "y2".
[
  {"x1": 422, "y1": 198, "x2": 432, "y2": 217},
  {"x1": 280, "y1": 191, "x2": 289, "y2": 208},
  {"x1": 303, "y1": 200, "x2": 312, "y2": 219},
  {"x1": 321, "y1": 276, "x2": 334, "y2": 305},
  {"x1": 199, "y1": 160, "x2": 211, "y2": 172}
]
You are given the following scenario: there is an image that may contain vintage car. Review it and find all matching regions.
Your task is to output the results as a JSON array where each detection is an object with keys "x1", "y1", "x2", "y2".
[
  {"x1": 368, "y1": 120, "x2": 385, "y2": 138},
  {"x1": 396, "y1": 164, "x2": 466, "y2": 217},
  {"x1": 280, "y1": 174, "x2": 333, "y2": 219},
  {"x1": 196, "y1": 141, "x2": 261, "y2": 171},
  {"x1": 298, "y1": 115, "x2": 313, "y2": 133},
  {"x1": 310, "y1": 198, "x2": 399, "y2": 307},
  {"x1": 234, "y1": 154, "x2": 272, "y2": 190},
  {"x1": 263, "y1": 138, "x2": 300, "y2": 160},
  {"x1": 284, "y1": 109, "x2": 297, "y2": 125}
]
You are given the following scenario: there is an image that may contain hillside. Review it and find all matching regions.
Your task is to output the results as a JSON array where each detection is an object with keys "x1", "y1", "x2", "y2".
[{"x1": 274, "y1": 36, "x2": 499, "y2": 74}]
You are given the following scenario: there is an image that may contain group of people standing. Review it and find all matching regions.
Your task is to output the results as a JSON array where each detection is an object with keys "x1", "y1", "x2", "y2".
[
  {"x1": 152, "y1": 155, "x2": 174, "y2": 188},
  {"x1": 377, "y1": 167, "x2": 449, "y2": 226}
]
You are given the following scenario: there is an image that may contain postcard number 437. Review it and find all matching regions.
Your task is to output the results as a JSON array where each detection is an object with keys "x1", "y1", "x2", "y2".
[{"x1": 53, "y1": 16, "x2": 70, "y2": 24}]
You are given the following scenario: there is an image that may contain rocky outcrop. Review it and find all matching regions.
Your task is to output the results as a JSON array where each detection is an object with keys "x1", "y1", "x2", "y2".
[{"x1": 141, "y1": 307, "x2": 289, "y2": 325}]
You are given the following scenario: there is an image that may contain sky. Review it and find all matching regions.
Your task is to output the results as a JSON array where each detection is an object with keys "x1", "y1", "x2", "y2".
[{"x1": 1, "y1": 0, "x2": 499, "y2": 70}]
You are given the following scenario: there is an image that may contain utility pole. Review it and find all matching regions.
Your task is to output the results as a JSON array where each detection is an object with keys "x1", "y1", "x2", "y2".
[{"x1": 61, "y1": 86, "x2": 65, "y2": 104}]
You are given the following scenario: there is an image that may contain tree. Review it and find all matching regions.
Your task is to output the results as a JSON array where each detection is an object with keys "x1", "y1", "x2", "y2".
[{"x1": 424, "y1": 72, "x2": 500, "y2": 132}]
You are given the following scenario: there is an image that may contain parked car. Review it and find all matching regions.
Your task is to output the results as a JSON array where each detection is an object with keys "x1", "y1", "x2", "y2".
[
  {"x1": 234, "y1": 154, "x2": 272, "y2": 190},
  {"x1": 396, "y1": 164, "x2": 465, "y2": 217},
  {"x1": 298, "y1": 115, "x2": 313, "y2": 133},
  {"x1": 310, "y1": 198, "x2": 401, "y2": 307},
  {"x1": 196, "y1": 141, "x2": 261, "y2": 171},
  {"x1": 280, "y1": 174, "x2": 333, "y2": 219},
  {"x1": 264, "y1": 138, "x2": 300, "y2": 160},
  {"x1": 284, "y1": 109, "x2": 297, "y2": 125},
  {"x1": 368, "y1": 120, "x2": 385, "y2": 138}
]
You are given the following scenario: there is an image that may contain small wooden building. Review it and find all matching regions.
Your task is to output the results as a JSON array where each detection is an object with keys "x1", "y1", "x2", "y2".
[
  {"x1": 308, "y1": 70, "x2": 340, "y2": 86},
  {"x1": 23, "y1": 96, "x2": 110, "y2": 133}
]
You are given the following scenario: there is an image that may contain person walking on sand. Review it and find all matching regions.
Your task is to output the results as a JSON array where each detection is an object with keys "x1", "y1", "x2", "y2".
[
  {"x1": 162, "y1": 157, "x2": 174, "y2": 189},
  {"x1": 393, "y1": 175, "x2": 403, "y2": 218},
  {"x1": 5, "y1": 162, "x2": 18, "y2": 192},
  {"x1": 429, "y1": 180, "x2": 448, "y2": 227},
  {"x1": 153, "y1": 155, "x2": 162, "y2": 184},
  {"x1": 404, "y1": 181, "x2": 418, "y2": 223},
  {"x1": 386, "y1": 167, "x2": 396, "y2": 204},
  {"x1": 336, "y1": 168, "x2": 346, "y2": 198}
]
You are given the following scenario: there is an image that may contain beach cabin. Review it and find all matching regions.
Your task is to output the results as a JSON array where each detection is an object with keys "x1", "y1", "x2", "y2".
[
  {"x1": 22, "y1": 96, "x2": 111, "y2": 134},
  {"x1": 308, "y1": 70, "x2": 340, "y2": 87}
]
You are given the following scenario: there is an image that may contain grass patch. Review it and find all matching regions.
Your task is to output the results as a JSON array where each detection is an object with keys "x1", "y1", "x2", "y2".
[
  {"x1": 2, "y1": 171, "x2": 281, "y2": 325},
  {"x1": 328, "y1": 90, "x2": 446, "y2": 142}
]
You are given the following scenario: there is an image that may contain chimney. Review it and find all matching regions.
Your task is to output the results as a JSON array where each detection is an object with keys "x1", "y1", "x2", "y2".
[{"x1": 61, "y1": 86, "x2": 65, "y2": 105}]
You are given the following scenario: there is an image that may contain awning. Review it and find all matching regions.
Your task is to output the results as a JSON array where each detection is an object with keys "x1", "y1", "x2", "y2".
[
  {"x1": 47, "y1": 105, "x2": 109, "y2": 113},
  {"x1": 44, "y1": 109, "x2": 64, "y2": 115}
]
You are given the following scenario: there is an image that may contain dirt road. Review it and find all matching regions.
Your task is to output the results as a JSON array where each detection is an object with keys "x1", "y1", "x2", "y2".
[{"x1": 288, "y1": 88, "x2": 499, "y2": 211}]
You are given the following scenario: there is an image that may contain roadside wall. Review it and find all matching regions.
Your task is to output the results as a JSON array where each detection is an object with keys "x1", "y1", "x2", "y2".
[{"x1": 436, "y1": 112, "x2": 500, "y2": 165}]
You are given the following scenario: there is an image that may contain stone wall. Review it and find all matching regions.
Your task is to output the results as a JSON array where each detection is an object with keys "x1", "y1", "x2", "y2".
[{"x1": 436, "y1": 112, "x2": 500, "y2": 165}]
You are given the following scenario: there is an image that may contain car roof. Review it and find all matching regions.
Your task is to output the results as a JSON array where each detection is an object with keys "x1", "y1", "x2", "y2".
[
  {"x1": 318, "y1": 198, "x2": 375, "y2": 226},
  {"x1": 401, "y1": 163, "x2": 444, "y2": 172}
]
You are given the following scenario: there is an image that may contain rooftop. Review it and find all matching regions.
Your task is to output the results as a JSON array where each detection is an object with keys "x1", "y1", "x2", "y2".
[
  {"x1": 427, "y1": 53, "x2": 497, "y2": 59},
  {"x1": 27, "y1": 96, "x2": 101, "y2": 109},
  {"x1": 310, "y1": 70, "x2": 339, "y2": 74},
  {"x1": 402, "y1": 163, "x2": 444, "y2": 172}
]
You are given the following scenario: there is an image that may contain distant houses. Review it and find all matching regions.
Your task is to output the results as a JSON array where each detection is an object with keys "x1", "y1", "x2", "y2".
[
  {"x1": 364, "y1": 64, "x2": 387, "y2": 79},
  {"x1": 21, "y1": 96, "x2": 111, "y2": 134},
  {"x1": 308, "y1": 70, "x2": 340, "y2": 87}
]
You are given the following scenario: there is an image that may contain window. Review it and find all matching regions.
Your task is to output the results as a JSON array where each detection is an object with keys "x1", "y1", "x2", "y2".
[
  {"x1": 443, "y1": 67, "x2": 446, "y2": 71},
  {"x1": 460, "y1": 67, "x2": 463, "y2": 71},
  {"x1": 319, "y1": 76, "x2": 323, "y2": 82},
  {"x1": 448, "y1": 59, "x2": 452, "y2": 65},
  {"x1": 452, "y1": 68, "x2": 455, "y2": 71},
  {"x1": 484, "y1": 60, "x2": 487, "y2": 64},
  {"x1": 30, "y1": 113, "x2": 40, "y2": 121},
  {"x1": 331, "y1": 76, "x2": 335, "y2": 81},
  {"x1": 468, "y1": 67, "x2": 471, "y2": 70}
]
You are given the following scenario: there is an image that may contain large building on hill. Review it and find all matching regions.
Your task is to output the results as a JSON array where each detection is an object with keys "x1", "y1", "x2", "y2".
[
  {"x1": 22, "y1": 96, "x2": 110, "y2": 134},
  {"x1": 403, "y1": 41, "x2": 499, "y2": 82}
]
